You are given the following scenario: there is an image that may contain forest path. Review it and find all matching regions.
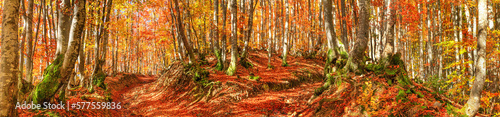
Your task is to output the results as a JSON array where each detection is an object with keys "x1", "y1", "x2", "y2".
[
  {"x1": 107, "y1": 74, "x2": 159, "y2": 117},
  {"x1": 107, "y1": 74, "x2": 322, "y2": 117},
  {"x1": 105, "y1": 51, "x2": 326, "y2": 116}
]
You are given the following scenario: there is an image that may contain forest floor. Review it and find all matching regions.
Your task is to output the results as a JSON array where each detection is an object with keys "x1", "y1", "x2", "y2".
[
  {"x1": 19, "y1": 51, "x2": 468, "y2": 116},
  {"x1": 106, "y1": 50, "x2": 327, "y2": 116}
]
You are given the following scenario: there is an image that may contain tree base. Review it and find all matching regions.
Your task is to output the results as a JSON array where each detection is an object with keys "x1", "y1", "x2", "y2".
[
  {"x1": 226, "y1": 64, "x2": 237, "y2": 76},
  {"x1": 29, "y1": 55, "x2": 64, "y2": 104}
]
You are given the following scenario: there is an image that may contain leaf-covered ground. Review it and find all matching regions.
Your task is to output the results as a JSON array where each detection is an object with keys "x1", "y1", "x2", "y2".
[{"x1": 18, "y1": 51, "x2": 477, "y2": 116}]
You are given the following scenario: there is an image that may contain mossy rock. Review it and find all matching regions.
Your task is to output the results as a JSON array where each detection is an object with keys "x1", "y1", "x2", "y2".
[{"x1": 31, "y1": 55, "x2": 64, "y2": 104}]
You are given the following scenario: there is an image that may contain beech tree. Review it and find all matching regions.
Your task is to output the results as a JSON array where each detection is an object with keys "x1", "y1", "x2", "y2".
[
  {"x1": 226, "y1": 0, "x2": 238, "y2": 76},
  {"x1": 344, "y1": 0, "x2": 369, "y2": 73},
  {"x1": 0, "y1": 0, "x2": 20, "y2": 116},
  {"x1": 465, "y1": 0, "x2": 487, "y2": 116},
  {"x1": 30, "y1": 0, "x2": 87, "y2": 104}
]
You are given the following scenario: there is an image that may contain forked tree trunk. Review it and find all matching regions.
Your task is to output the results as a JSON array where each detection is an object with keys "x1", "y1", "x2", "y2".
[
  {"x1": 173, "y1": 0, "x2": 196, "y2": 64},
  {"x1": 30, "y1": 0, "x2": 86, "y2": 104}
]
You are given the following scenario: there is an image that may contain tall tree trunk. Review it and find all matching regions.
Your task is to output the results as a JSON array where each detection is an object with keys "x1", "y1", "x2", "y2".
[
  {"x1": 79, "y1": 29, "x2": 86, "y2": 87},
  {"x1": 323, "y1": 0, "x2": 342, "y2": 74},
  {"x1": 282, "y1": 0, "x2": 289, "y2": 67},
  {"x1": 61, "y1": 0, "x2": 86, "y2": 91},
  {"x1": 344, "y1": 0, "x2": 369, "y2": 73},
  {"x1": 227, "y1": 0, "x2": 238, "y2": 76},
  {"x1": 465, "y1": 0, "x2": 487, "y2": 116},
  {"x1": 267, "y1": 0, "x2": 273, "y2": 68},
  {"x1": 380, "y1": 0, "x2": 396, "y2": 66},
  {"x1": 221, "y1": 0, "x2": 228, "y2": 67},
  {"x1": 340, "y1": 0, "x2": 348, "y2": 50},
  {"x1": 173, "y1": 0, "x2": 196, "y2": 64},
  {"x1": 0, "y1": 0, "x2": 20, "y2": 116},
  {"x1": 419, "y1": 3, "x2": 425, "y2": 80},
  {"x1": 56, "y1": 0, "x2": 72, "y2": 56},
  {"x1": 26, "y1": 0, "x2": 34, "y2": 84},
  {"x1": 241, "y1": 0, "x2": 257, "y2": 60},
  {"x1": 213, "y1": 0, "x2": 224, "y2": 71},
  {"x1": 19, "y1": 0, "x2": 26, "y2": 92},
  {"x1": 101, "y1": 0, "x2": 113, "y2": 71},
  {"x1": 308, "y1": 0, "x2": 313, "y2": 54}
]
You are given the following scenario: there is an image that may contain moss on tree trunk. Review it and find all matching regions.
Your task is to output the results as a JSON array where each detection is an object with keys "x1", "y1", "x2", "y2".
[
  {"x1": 30, "y1": 55, "x2": 64, "y2": 104},
  {"x1": 214, "y1": 50, "x2": 224, "y2": 71}
]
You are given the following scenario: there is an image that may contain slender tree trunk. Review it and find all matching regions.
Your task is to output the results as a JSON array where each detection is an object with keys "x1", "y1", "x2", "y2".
[
  {"x1": 101, "y1": 0, "x2": 113, "y2": 70},
  {"x1": 0, "y1": 0, "x2": 20, "y2": 116},
  {"x1": 419, "y1": 3, "x2": 425, "y2": 80},
  {"x1": 268, "y1": 0, "x2": 273, "y2": 68},
  {"x1": 282, "y1": 0, "x2": 289, "y2": 66},
  {"x1": 227, "y1": 0, "x2": 238, "y2": 76},
  {"x1": 26, "y1": 0, "x2": 35, "y2": 84},
  {"x1": 19, "y1": 0, "x2": 26, "y2": 91},
  {"x1": 79, "y1": 29, "x2": 86, "y2": 87},
  {"x1": 260, "y1": 0, "x2": 265, "y2": 50},
  {"x1": 213, "y1": 0, "x2": 224, "y2": 70},
  {"x1": 340, "y1": 0, "x2": 348, "y2": 50},
  {"x1": 241, "y1": 0, "x2": 257, "y2": 60},
  {"x1": 465, "y1": 0, "x2": 487, "y2": 116},
  {"x1": 308, "y1": 0, "x2": 313, "y2": 54},
  {"x1": 221, "y1": 0, "x2": 228, "y2": 67}
]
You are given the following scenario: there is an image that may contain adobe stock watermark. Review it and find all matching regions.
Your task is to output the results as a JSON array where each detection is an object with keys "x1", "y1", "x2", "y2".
[
  {"x1": 15, "y1": 101, "x2": 66, "y2": 110},
  {"x1": 15, "y1": 101, "x2": 123, "y2": 110}
]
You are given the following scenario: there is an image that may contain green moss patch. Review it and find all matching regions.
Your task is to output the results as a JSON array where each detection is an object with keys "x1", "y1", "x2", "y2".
[
  {"x1": 248, "y1": 75, "x2": 260, "y2": 81},
  {"x1": 92, "y1": 71, "x2": 107, "y2": 89},
  {"x1": 30, "y1": 55, "x2": 64, "y2": 104}
]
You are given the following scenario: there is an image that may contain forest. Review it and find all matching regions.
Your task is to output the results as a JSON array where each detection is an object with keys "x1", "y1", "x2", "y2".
[{"x1": 0, "y1": 0, "x2": 499, "y2": 116}]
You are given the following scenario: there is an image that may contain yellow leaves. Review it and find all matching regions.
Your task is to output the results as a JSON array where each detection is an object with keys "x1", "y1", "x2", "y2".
[{"x1": 459, "y1": 48, "x2": 467, "y2": 55}]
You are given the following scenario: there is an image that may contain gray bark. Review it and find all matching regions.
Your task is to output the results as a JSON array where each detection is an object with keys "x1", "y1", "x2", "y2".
[
  {"x1": 241, "y1": 0, "x2": 257, "y2": 59},
  {"x1": 268, "y1": 0, "x2": 273, "y2": 67},
  {"x1": 380, "y1": 0, "x2": 396, "y2": 66},
  {"x1": 227, "y1": 0, "x2": 238, "y2": 76},
  {"x1": 282, "y1": 0, "x2": 289, "y2": 66},
  {"x1": 344, "y1": 0, "x2": 370, "y2": 73},
  {"x1": 56, "y1": 0, "x2": 72, "y2": 56},
  {"x1": 61, "y1": 0, "x2": 86, "y2": 90},
  {"x1": 26, "y1": 0, "x2": 34, "y2": 84},
  {"x1": 222, "y1": 0, "x2": 228, "y2": 66},
  {"x1": 465, "y1": 0, "x2": 487, "y2": 116}
]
